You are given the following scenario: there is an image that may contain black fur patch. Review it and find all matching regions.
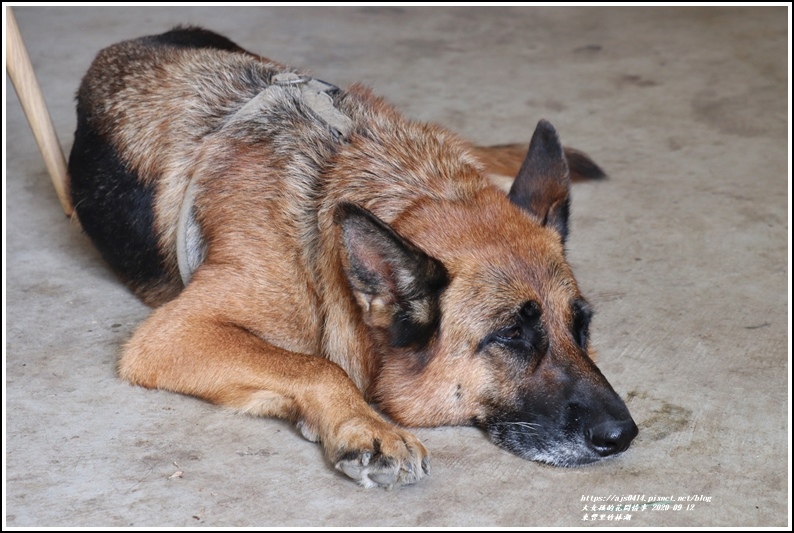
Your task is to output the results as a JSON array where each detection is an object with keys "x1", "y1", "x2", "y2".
[
  {"x1": 564, "y1": 147, "x2": 607, "y2": 181},
  {"x1": 571, "y1": 299, "x2": 592, "y2": 349},
  {"x1": 141, "y1": 26, "x2": 245, "y2": 52},
  {"x1": 389, "y1": 293, "x2": 444, "y2": 350},
  {"x1": 68, "y1": 111, "x2": 166, "y2": 286}
]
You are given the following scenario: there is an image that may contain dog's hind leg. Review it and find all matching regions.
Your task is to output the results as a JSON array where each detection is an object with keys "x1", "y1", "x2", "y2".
[
  {"x1": 470, "y1": 143, "x2": 607, "y2": 191},
  {"x1": 118, "y1": 287, "x2": 428, "y2": 489}
]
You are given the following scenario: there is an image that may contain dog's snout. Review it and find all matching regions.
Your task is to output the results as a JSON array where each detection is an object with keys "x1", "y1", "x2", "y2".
[{"x1": 587, "y1": 419, "x2": 639, "y2": 457}]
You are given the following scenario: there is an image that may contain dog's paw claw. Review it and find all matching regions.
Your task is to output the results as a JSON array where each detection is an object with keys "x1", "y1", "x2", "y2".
[
  {"x1": 335, "y1": 450, "x2": 405, "y2": 488},
  {"x1": 331, "y1": 424, "x2": 428, "y2": 488}
]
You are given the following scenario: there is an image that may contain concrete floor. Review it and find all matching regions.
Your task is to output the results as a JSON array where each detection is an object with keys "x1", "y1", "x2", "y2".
[{"x1": 4, "y1": 6, "x2": 790, "y2": 528}]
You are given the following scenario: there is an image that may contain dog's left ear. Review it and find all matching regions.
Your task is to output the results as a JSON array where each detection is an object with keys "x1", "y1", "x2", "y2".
[
  {"x1": 508, "y1": 119, "x2": 571, "y2": 243},
  {"x1": 335, "y1": 203, "x2": 448, "y2": 348}
]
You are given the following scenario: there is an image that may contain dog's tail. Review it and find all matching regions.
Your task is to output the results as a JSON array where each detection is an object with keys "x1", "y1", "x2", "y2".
[{"x1": 470, "y1": 143, "x2": 607, "y2": 187}]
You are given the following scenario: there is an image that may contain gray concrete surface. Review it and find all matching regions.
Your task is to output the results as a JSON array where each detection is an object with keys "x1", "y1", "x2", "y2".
[{"x1": 4, "y1": 6, "x2": 790, "y2": 528}]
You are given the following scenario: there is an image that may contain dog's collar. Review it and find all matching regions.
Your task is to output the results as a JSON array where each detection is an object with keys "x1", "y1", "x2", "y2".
[
  {"x1": 176, "y1": 73, "x2": 353, "y2": 287},
  {"x1": 223, "y1": 72, "x2": 354, "y2": 140},
  {"x1": 268, "y1": 72, "x2": 353, "y2": 140}
]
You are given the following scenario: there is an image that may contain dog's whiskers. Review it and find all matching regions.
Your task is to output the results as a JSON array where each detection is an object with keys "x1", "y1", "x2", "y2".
[{"x1": 492, "y1": 421, "x2": 541, "y2": 432}]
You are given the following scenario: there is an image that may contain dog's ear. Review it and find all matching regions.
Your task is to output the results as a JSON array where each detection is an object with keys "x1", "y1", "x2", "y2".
[
  {"x1": 335, "y1": 203, "x2": 448, "y2": 348},
  {"x1": 508, "y1": 119, "x2": 571, "y2": 243}
]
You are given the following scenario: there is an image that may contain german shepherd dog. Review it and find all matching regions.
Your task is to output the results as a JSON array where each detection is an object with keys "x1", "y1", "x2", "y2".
[{"x1": 68, "y1": 27, "x2": 637, "y2": 488}]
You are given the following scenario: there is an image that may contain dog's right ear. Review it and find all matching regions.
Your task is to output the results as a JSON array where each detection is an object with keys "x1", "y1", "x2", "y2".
[
  {"x1": 335, "y1": 203, "x2": 448, "y2": 349},
  {"x1": 508, "y1": 119, "x2": 572, "y2": 243}
]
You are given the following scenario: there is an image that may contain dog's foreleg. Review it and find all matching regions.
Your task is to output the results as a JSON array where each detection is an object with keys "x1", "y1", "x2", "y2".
[
  {"x1": 118, "y1": 291, "x2": 428, "y2": 489},
  {"x1": 470, "y1": 143, "x2": 607, "y2": 191}
]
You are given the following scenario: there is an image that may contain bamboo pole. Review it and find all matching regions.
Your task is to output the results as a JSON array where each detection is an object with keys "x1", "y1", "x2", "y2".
[{"x1": 6, "y1": 6, "x2": 73, "y2": 216}]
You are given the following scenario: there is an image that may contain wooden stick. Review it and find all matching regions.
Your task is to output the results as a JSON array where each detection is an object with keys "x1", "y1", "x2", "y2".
[{"x1": 6, "y1": 6, "x2": 73, "y2": 216}]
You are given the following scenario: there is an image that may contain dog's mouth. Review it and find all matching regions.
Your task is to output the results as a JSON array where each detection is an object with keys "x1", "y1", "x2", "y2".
[{"x1": 483, "y1": 411, "x2": 639, "y2": 467}]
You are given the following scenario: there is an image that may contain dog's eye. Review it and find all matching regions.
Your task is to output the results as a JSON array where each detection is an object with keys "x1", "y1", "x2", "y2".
[
  {"x1": 495, "y1": 326, "x2": 524, "y2": 343},
  {"x1": 479, "y1": 300, "x2": 548, "y2": 355},
  {"x1": 572, "y1": 299, "x2": 592, "y2": 349}
]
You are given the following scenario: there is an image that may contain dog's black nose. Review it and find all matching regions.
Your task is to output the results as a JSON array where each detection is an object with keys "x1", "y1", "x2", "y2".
[{"x1": 587, "y1": 419, "x2": 639, "y2": 457}]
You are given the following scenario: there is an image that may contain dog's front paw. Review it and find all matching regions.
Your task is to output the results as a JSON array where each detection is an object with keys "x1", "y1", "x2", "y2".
[{"x1": 331, "y1": 419, "x2": 429, "y2": 489}]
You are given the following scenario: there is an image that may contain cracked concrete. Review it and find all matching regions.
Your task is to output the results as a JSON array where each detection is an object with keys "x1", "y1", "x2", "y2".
[{"x1": 4, "y1": 6, "x2": 789, "y2": 527}]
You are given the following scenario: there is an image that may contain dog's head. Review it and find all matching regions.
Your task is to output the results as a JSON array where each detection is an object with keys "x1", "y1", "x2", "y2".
[{"x1": 336, "y1": 120, "x2": 637, "y2": 466}]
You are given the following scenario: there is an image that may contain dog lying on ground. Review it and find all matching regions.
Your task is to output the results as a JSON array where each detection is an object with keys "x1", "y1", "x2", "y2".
[{"x1": 68, "y1": 26, "x2": 638, "y2": 489}]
